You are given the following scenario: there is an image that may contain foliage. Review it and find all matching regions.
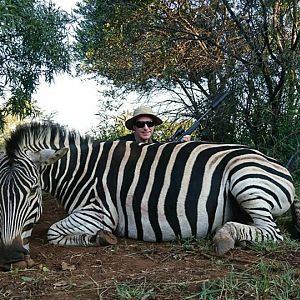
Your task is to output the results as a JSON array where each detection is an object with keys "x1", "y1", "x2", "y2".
[
  {"x1": 0, "y1": 115, "x2": 24, "y2": 149},
  {"x1": 90, "y1": 90, "x2": 131, "y2": 140},
  {"x1": 75, "y1": 0, "x2": 300, "y2": 165},
  {"x1": 0, "y1": 0, "x2": 72, "y2": 129},
  {"x1": 91, "y1": 112, "x2": 129, "y2": 141}
]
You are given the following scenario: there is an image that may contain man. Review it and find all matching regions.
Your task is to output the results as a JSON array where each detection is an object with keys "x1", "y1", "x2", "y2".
[{"x1": 118, "y1": 105, "x2": 190, "y2": 143}]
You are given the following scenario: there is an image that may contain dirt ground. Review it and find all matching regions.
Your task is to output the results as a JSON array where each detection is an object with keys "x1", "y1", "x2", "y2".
[{"x1": 0, "y1": 194, "x2": 300, "y2": 300}]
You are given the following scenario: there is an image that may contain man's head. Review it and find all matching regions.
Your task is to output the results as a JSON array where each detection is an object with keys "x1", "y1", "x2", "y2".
[{"x1": 125, "y1": 106, "x2": 162, "y2": 143}]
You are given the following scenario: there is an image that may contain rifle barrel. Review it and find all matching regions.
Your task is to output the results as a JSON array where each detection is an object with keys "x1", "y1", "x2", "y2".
[
  {"x1": 172, "y1": 91, "x2": 229, "y2": 142},
  {"x1": 210, "y1": 91, "x2": 230, "y2": 110}
]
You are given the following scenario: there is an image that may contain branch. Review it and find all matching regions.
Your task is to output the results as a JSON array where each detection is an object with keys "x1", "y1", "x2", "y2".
[
  {"x1": 221, "y1": 0, "x2": 258, "y2": 53},
  {"x1": 260, "y1": 0, "x2": 281, "y2": 64},
  {"x1": 222, "y1": 0, "x2": 275, "y2": 94},
  {"x1": 173, "y1": 76, "x2": 197, "y2": 110},
  {"x1": 291, "y1": 0, "x2": 300, "y2": 50}
]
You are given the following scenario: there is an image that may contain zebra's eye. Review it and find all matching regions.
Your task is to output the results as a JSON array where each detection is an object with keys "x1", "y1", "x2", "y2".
[{"x1": 29, "y1": 185, "x2": 39, "y2": 196}]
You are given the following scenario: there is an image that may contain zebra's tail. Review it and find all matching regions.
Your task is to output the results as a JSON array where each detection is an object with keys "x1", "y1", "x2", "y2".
[{"x1": 290, "y1": 195, "x2": 300, "y2": 240}]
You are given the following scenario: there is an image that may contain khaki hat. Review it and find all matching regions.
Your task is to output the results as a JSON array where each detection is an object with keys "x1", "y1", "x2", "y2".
[{"x1": 125, "y1": 105, "x2": 163, "y2": 130}]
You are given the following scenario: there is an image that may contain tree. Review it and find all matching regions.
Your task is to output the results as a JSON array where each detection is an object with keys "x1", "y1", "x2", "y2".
[
  {"x1": 75, "y1": 0, "x2": 300, "y2": 163},
  {"x1": 0, "y1": 0, "x2": 72, "y2": 129}
]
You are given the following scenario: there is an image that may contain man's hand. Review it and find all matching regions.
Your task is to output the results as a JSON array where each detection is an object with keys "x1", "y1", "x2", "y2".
[{"x1": 182, "y1": 135, "x2": 191, "y2": 142}]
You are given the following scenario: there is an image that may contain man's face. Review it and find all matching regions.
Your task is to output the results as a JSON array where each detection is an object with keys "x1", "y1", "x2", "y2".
[{"x1": 133, "y1": 115, "x2": 155, "y2": 142}]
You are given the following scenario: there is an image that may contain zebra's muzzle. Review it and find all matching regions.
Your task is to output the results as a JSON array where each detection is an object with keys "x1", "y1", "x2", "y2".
[
  {"x1": 0, "y1": 255, "x2": 36, "y2": 271},
  {"x1": 0, "y1": 236, "x2": 34, "y2": 271}
]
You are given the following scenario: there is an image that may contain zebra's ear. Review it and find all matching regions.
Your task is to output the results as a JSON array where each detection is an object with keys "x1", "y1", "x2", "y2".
[{"x1": 28, "y1": 147, "x2": 69, "y2": 165}]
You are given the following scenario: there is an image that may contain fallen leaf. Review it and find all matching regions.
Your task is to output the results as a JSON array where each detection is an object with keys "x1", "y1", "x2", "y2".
[
  {"x1": 21, "y1": 276, "x2": 35, "y2": 282},
  {"x1": 61, "y1": 261, "x2": 76, "y2": 271}
]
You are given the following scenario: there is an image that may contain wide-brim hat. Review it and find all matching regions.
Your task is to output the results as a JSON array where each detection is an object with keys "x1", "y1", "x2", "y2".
[{"x1": 125, "y1": 105, "x2": 163, "y2": 130}]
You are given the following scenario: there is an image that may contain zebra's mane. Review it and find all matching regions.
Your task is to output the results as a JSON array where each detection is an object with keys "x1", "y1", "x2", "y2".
[{"x1": 5, "y1": 122, "x2": 93, "y2": 161}]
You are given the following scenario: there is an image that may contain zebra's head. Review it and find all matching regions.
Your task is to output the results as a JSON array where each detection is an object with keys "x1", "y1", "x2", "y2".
[{"x1": 0, "y1": 135, "x2": 68, "y2": 270}]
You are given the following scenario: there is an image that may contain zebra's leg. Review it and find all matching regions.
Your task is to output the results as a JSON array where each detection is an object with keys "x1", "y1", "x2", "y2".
[
  {"x1": 47, "y1": 204, "x2": 118, "y2": 246},
  {"x1": 213, "y1": 202, "x2": 284, "y2": 256},
  {"x1": 213, "y1": 218, "x2": 282, "y2": 256}
]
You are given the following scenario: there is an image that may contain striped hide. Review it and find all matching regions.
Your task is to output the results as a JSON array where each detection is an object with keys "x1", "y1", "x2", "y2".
[{"x1": 0, "y1": 122, "x2": 299, "y2": 269}]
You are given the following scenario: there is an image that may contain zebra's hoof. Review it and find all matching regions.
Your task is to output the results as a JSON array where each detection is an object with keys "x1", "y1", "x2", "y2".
[
  {"x1": 96, "y1": 230, "x2": 118, "y2": 246},
  {"x1": 213, "y1": 229, "x2": 235, "y2": 256},
  {"x1": 214, "y1": 237, "x2": 235, "y2": 256}
]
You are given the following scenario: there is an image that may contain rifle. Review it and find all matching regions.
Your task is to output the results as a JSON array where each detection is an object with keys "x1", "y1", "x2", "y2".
[{"x1": 168, "y1": 91, "x2": 229, "y2": 142}]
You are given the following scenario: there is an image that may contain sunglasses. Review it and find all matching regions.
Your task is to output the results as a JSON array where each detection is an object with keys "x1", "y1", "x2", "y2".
[{"x1": 134, "y1": 121, "x2": 155, "y2": 128}]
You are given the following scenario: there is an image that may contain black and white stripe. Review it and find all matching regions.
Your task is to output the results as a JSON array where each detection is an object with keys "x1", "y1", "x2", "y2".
[{"x1": 0, "y1": 123, "x2": 298, "y2": 259}]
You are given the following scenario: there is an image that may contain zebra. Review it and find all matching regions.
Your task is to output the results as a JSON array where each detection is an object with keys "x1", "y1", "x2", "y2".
[{"x1": 0, "y1": 122, "x2": 299, "y2": 269}]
